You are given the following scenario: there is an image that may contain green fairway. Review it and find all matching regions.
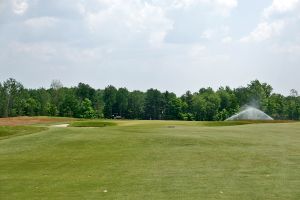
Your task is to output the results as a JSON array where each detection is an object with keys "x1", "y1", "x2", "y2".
[{"x1": 0, "y1": 120, "x2": 300, "y2": 200}]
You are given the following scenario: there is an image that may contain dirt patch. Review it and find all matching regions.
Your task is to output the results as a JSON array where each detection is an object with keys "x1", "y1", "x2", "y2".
[{"x1": 0, "y1": 117, "x2": 74, "y2": 126}]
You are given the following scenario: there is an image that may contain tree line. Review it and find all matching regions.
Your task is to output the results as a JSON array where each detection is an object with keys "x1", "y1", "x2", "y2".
[{"x1": 0, "y1": 78, "x2": 299, "y2": 120}]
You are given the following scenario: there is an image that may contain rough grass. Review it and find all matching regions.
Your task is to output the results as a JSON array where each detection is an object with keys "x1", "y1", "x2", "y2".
[
  {"x1": 202, "y1": 120, "x2": 293, "y2": 127},
  {"x1": 70, "y1": 121, "x2": 117, "y2": 127},
  {"x1": 0, "y1": 126, "x2": 47, "y2": 139},
  {"x1": 0, "y1": 120, "x2": 300, "y2": 200},
  {"x1": 106, "y1": 119, "x2": 292, "y2": 128}
]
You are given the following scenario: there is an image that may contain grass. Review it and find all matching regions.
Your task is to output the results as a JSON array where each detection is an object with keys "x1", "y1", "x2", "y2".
[
  {"x1": 0, "y1": 126, "x2": 47, "y2": 139},
  {"x1": 0, "y1": 119, "x2": 300, "y2": 199},
  {"x1": 69, "y1": 120, "x2": 117, "y2": 127},
  {"x1": 201, "y1": 120, "x2": 293, "y2": 127}
]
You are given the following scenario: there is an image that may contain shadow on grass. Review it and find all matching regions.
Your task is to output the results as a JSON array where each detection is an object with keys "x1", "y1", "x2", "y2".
[
  {"x1": 202, "y1": 120, "x2": 295, "y2": 127},
  {"x1": 69, "y1": 121, "x2": 117, "y2": 128},
  {"x1": 0, "y1": 126, "x2": 47, "y2": 140}
]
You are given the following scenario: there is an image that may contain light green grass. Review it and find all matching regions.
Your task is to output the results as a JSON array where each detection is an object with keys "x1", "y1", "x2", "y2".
[{"x1": 0, "y1": 120, "x2": 300, "y2": 199}]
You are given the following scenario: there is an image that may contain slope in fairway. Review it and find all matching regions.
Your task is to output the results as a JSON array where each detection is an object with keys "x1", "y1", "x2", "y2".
[{"x1": 0, "y1": 121, "x2": 300, "y2": 200}]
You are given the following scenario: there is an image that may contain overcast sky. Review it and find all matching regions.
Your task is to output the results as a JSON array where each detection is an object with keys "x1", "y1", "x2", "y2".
[{"x1": 0, "y1": 0, "x2": 299, "y2": 95}]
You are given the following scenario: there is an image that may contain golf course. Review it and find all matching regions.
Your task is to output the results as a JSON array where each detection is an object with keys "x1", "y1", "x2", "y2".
[
  {"x1": 1, "y1": 118, "x2": 299, "y2": 200},
  {"x1": 2, "y1": 0, "x2": 300, "y2": 199}
]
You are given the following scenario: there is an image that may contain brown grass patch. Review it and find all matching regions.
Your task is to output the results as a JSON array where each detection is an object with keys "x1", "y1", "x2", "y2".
[{"x1": 0, "y1": 116, "x2": 74, "y2": 126}]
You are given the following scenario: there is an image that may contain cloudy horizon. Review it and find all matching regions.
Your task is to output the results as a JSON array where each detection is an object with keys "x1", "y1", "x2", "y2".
[{"x1": 1, "y1": 0, "x2": 300, "y2": 96}]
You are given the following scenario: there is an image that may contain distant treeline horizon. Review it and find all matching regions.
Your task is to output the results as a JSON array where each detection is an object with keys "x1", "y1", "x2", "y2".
[{"x1": 0, "y1": 78, "x2": 299, "y2": 121}]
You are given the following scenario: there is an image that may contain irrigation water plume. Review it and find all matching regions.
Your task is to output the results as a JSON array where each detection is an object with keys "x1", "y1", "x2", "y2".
[{"x1": 226, "y1": 106, "x2": 273, "y2": 121}]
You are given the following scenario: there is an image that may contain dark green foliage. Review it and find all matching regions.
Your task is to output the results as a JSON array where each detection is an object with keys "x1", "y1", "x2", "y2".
[
  {"x1": 23, "y1": 98, "x2": 40, "y2": 116},
  {"x1": 266, "y1": 94, "x2": 286, "y2": 119},
  {"x1": 164, "y1": 95, "x2": 186, "y2": 120},
  {"x1": 93, "y1": 90, "x2": 105, "y2": 118},
  {"x1": 127, "y1": 91, "x2": 145, "y2": 119},
  {"x1": 144, "y1": 89, "x2": 164, "y2": 120},
  {"x1": 1, "y1": 78, "x2": 25, "y2": 117},
  {"x1": 216, "y1": 87, "x2": 239, "y2": 120},
  {"x1": 79, "y1": 98, "x2": 96, "y2": 119},
  {"x1": 116, "y1": 88, "x2": 129, "y2": 117},
  {"x1": 0, "y1": 83, "x2": 7, "y2": 117},
  {"x1": 76, "y1": 83, "x2": 96, "y2": 101},
  {"x1": 30, "y1": 88, "x2": 51, "y2": 116},
  {"x1": 192, "y1": 89, "x2": 221, "y2": 121},
  {"x1": 234, "y1": 80, "x2": 273, "y2": 108},
  {"x1": 47, "y1": 103, "x2": 59, "y2": 116},
  {"x1": 285, "y1": 96, "x2": 300, "y2": 120},
  {"x1": 103, "y1": 85, "x2": 117, "y2": 118},
  {"x1": 59, "y1": 91, "x2": 80, "y2": 117},
  {"x1": 0, "y1": 78, "x2": 299, "y2": 121}
]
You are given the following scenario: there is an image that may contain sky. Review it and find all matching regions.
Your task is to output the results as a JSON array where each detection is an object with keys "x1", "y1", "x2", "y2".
[{"x1": 0, "y1": 0, "x2": 300, "y2": 95}]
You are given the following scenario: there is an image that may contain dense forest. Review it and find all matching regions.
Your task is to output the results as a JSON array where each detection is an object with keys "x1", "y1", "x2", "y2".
[{"x1": 0, "y1": 78, "x2": 299, "y2": 120}]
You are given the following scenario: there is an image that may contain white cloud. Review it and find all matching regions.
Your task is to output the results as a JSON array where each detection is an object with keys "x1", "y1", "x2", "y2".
[
  {"x1": 272, "y1": 44, "x2": 300, "y2": 55},
  {"x1": 2, "y1": 0, "x2": 300, "y2": 95},
  {"x1": 214, "y1": 0, "x2": 237, "y2": 7},
  {"x1": 0, "y1": 2, "x2": 5, "y2": 13},
  {"x1": 201, "y1": 29, "x2": 215, "y2": 39},
  {"x1": 188, "y1": 44, "x2": 207, "y2": 58},
  {"x1": 213, "y1": 0, "x2": 238, "y2": 15},
  {"x1": 152, "y1": 0, "x2": 237, "y2": 16},
  {"x1": 12, "y1": 0, "x2": 28, "y2": 15},
  {"x1": 10, "y1": 41, "x2": 57, "y2": 61},
  {"x1": 221, "y1": 36, "x2": 232, "y2": 44},
  {"x1": 201, "y1": 26, "x2": 230, "y2": 40},
  {"x1": 9, "y1": 41, "x2": 107, "y2": 63},
  {"x1": 149, "y1": 31, "x2": 169, "y2": 47},
  {"x1": 241, "y1": 0, "x2": 300, "y2": 43},
  {"x1": 24, "y1": 17, "x2": 59, "y2": 28},
  {"x1": 263, "y1": 0, "x2": 300, "y2": 18},
  {"x1": 82, "y1": 1, "x2": 173, "y2": 47},
  {"x1": 240, "y1": 20, "x2": 285, "y2": 42}
]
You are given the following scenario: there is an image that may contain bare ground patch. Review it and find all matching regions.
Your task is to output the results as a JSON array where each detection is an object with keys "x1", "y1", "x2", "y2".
[{"x1": 0, "y1": 116, "x2": 74, "y2": 126}]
